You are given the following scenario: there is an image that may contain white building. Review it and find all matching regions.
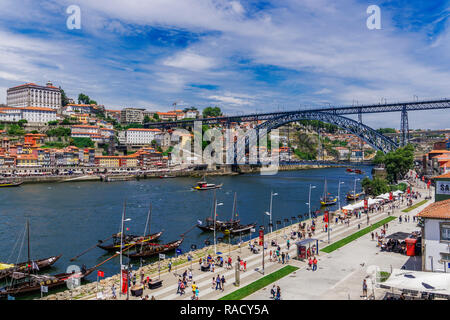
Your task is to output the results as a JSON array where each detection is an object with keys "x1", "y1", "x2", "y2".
[
  {"x1": 21, "y1": 107, "x2": 57, "y2": 123},
  {"x1": 7, "y1": 82, "x2": 62, "y2": 110},
  {"x1": 0, "y1": 107, "x2": 22, "y2": 122},
  {"x1": 0, "y1": 106, "x2": 56, "y2": 123},
  {"x1": 126, "y1": 128, "x2": 161, "y2": 145},
  {"x1": 418, "y1": 199, "x2": 450, "y2": 273}
]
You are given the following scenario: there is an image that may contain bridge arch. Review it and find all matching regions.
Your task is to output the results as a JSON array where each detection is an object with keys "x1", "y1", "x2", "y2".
[{"x1": 245, "y1": 111, "x2": 398, "y2": 155}]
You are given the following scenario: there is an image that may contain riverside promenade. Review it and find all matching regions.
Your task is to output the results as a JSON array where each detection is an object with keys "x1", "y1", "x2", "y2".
[{"x1": 41, "y1": 181, "x2": 431, "y2": 301}]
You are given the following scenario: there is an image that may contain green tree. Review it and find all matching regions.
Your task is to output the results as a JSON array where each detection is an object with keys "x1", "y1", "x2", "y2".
[
  {"x1": 46, "y1": 127, "x2": 71, "y2": 137},
  {"x1": 203, "y1": 106, "x2": 222, "y2": 118},
  {"x1": 144, "y1": 115, "x2": 151, "y2": 123},
  {"x1": 70, "y1": 137, "x2": 95, "y2": 148},
  {"x1": 18, "y1": 119, "x2": 28, "y2": 128},
  {"x1": 78, "y1": 93, "x2": 97, "y2": 105},
  {"x1": 7, "y1": 124, "x2": 25, "y2": 135},
  {"x1": 60, "y1": 87, "x2": 70, "y2": 107},
  {"x1": 153, "y1": 113, "x2": 160, "y2": 121},
  {"x1": 361, "y1": 177, "x2": 391, "y2": 196},
  {"x1": 384, "y1": 144, "x2": 414, "y2": 183}
]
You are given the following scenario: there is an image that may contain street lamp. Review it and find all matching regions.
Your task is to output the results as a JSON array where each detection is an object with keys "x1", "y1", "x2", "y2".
[
  {"x1": 120, "y1": 214, "x2": 131, "y2": 296},
  {"x1": 307, "y1": 185, "x2": 316, "y2": 220},
  {"x1": 268, "y1": 191, "x2": 278, "y2": 233},
  {"x1": 337, "y1": 180, "x2": 345, "y2": 213},
  {"x1": 353, "y1": 178, "x2": 360, "y2": 204},
  {"x1": 214, "y1": 200, "x2": 223, "y2": 254}
]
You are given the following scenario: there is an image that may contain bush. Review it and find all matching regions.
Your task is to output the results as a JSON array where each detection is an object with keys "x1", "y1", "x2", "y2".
[
  {"x1": 7, "y1": 124, "x2": 25, "y2": 135},
  {"x1": 46, "y1": 127, "x2": 71, "y2": 137},
  {"x1": 70, "y1": 137, "x2": 95, "y2": 148}
]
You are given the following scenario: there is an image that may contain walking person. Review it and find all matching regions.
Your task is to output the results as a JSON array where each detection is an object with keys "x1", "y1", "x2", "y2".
[
  {"x1": 312, "y1": 257, "x2": 318, "y2": 271},
  {"x1": 243, "y1": 260, "x2": 247, "y2": 272},
  {"x1": 191, "y1": 281, "x2": 197, "y2": 299},
  {"x1": 168, "y1": 260, "x2": 172, "y2": 273},
  {"x1": 221, "y1": 275, "x2": 225, "y2": 292},
  {"x1": 270, "y1": 285, "x2": 276, "y2": 299},
  {"x1": 275, "y1": 286, "x2": 281, "y2": 300},
  {"x1": 362, "y1": 279, "x2": 368, "y2": 298},
  {"x1": 215, "y1": 275, "x2": 221, "y2": 290},
  {"x1": 111, "y1": 284, "x2": 116, "y2": 299},
  {"x1": 281, "y1": 252, "x2": 285, "y2": 264}
]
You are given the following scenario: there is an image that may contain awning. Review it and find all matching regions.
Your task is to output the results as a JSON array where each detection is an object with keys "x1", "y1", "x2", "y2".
[{"x1": 379, "y1": 269, "x2": 450, "y2": 297}]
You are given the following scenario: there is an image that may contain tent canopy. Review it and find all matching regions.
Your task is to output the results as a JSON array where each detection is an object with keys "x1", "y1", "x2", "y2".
[{"x1": 380, "y1": 269, "x2": 450, "y2": 297}]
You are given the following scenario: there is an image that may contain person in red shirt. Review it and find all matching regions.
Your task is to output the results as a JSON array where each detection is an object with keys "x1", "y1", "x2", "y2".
[{"x1": 312, "y1": 257, "x2": 318, "y2": 271}]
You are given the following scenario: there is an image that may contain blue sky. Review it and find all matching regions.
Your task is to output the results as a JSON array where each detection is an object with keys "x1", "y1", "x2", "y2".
[{"x1": 0, "y1": 0, "x2": 448, "y2": 129}]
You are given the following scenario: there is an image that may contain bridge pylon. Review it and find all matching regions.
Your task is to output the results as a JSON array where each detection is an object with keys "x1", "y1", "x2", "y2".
[{"x1": 400, "y1": 106, "x2": 409, "y2": 146}]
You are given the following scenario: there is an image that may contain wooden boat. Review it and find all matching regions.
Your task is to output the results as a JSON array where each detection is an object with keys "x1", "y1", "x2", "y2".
[
  {"x1": 0, "y1": 181, "x2": 22, "y2": 188},
  {"x1": 354, "y1": 169, "x2": 364, "y2": 174},
  {"x1": 97, "y1": 231, "x2": 163, "y2": 252},
  {"x1": 0, "y1": 266, "x2": 95, "y2": 298},
  {"x1": 159, "y1": 175, "x2": 176, "y2": 179},
  {"x1": 220, "y1": 192, "x2": 255, "y2": 235},
  {"x1": 125, "y1": 239, "x2": 184, "y2": 259},
  {"x1": 222, "y1": 223, "x2": 256, "y2": 235},
  {"x1": 346, "y1": 168, "x2": 353, "y2": 173},
  {"x1": 346, "y1": 191, "x2": 361, "y2": 201},
  {"x1": 320, "y1": 179, "x2": 337, "y2": 206},
  {"x1": 193, "y1": 175, "x2": 222, "y2": 190},
  {"x1": 197, "y1": 218, "x2": 241, "y2": 232},
  {"x1": 0, "y1": 255, "x2": 62, "y2": 281}
]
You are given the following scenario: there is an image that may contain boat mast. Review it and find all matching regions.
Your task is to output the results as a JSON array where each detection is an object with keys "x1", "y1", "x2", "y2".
[
  {"x1": 143, "y1": 203, "x2": 152, "y2": 237},
  {"x1": 27, "y1": 220, "x2": 30, "y2": 267},
  {"x1": 231, "y1": 192, "x2": 236, "y2": 222}
]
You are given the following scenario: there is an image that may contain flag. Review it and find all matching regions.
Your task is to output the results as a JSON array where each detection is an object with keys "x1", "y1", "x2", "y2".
[
  {"x1": 389, "y1": 192, "x2": 393, "y2": 201},
  {"x1": 31, "y1": 260, "x2": 39, "y2": 271},
  {"x1": 427, "y1": 180, "x2": 431, "y2": 189},
  {"x1": 197, "y1": 220, "x2": 202, "y2": 225},
  {"x1": 97, "y1": 270, "x2": 104, "y2": 278},
  {"x1": 41, "y1": 286, "x2": 48, "y2": 293},
  {"x1": 264, "y1": 212, "x2": 271, "y2": 216},
  {"x1": 407, "y1": 187, "x2": 410, "y2": 194},
  {"x1": 422, "y1": 176, "x2": 425, "y2": 182}
]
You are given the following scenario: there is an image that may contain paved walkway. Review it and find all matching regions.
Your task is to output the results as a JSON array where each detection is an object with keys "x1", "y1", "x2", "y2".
[
  {"x1": 245, "y1": 187, "x2": 430, "y2": 300},
  {"x1": 88, "y1": 182, "x2": 431, "y2": 301}
]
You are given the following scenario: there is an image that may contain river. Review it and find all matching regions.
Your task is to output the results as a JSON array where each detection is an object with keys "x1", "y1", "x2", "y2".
[{"x1": 0, "y1": 166, "x2": 372, "y2": 295}]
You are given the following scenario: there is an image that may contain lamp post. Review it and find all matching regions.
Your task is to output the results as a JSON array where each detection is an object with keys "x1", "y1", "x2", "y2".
[
  {"x1": 214, "y1": 199, "x2": 223, "y2": 254},
  {"x1": 354, "y1": 178, "x2": 360, "y2": 204},
  {"x1": 307, "y1": 185, "x2": 316, "y2": 220},
  {"x1": 261, "y1": 226, "x2": 265, "y2": 275},
  {"x1": 268, "y1": 191, "x2": 278, "y2": 233},
  {"x1": 119, "y1": 214, "x2": 131, "y2": 297},
  {"x1": 337, "y1": 180, "x2": 345, "y2": 212}
]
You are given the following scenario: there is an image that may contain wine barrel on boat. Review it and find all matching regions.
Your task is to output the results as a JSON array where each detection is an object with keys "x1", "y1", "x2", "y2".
[
  {"x1": 0, "y1": 255, "x2": 62, "y2": 281},
  {"x1": 0, "y1": 266, "x2": 95, "y2": 298},
  {"x1": 97, "y1": 231, "x2": 163, "y2": 252},
  {"x1": 125, "y1": 239, "x2": 184, "y2": 259}
]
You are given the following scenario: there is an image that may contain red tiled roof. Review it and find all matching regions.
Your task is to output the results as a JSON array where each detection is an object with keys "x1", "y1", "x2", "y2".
[
  {"x1": 127, "y1": 128, "x2": 161, "y2": 132},
  {"x1": 433, "y1": 172, "x2": 450, "y2": 179},
  {"x1": 418, "y1": 199, "x2": 450, "y2": 220}
]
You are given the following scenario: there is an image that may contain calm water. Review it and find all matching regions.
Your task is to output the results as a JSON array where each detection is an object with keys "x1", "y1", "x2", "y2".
[{"x1": 0, "y1": 166, "x2": 372, "y2": 285}]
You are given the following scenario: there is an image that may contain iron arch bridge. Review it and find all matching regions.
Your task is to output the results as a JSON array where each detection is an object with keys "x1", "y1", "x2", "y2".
[
  {"x1": 254, "y1": 111, "x2": 398, "y2": 153},
  {"x1": 234, "y1": 112, "x2": 397, "y2": 164}
]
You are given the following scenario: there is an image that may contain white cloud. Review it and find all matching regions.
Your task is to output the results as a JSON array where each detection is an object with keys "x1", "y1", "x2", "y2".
[{"x1": 163, "y1": 51, "x2": 216, "y2": 71}]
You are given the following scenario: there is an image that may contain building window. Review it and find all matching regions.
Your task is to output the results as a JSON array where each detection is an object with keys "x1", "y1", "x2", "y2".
[
  {"x1": 440, "y1": 252, "x2": 450, "y2": 262},
  {"x1": 441, "y1": 223, "x2": 450, "y2": 242}
]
